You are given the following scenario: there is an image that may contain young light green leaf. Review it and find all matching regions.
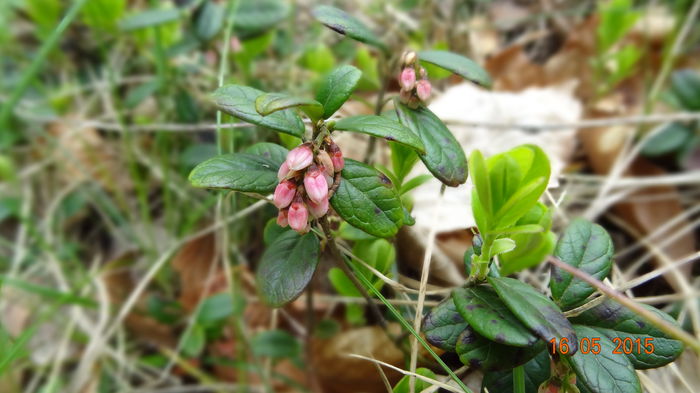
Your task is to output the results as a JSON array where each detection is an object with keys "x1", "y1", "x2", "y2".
[
  {"x1": 492, "y1": 176, "x2": 547, "y2": 229},
  {"x1": 482, "y1": 350, "x2": 551, "y2": 393},
  {"x1": 197, "y1": 293, "x2": 235, "y2": 324},
  {"x1": 330, "y1": 159, "x2": 404, "y2": 238},
  {"x1": 422, "y1": 297, "x2": 469, "y2": 352},
  {"x1": 469, "y1": 150, "x2": 492, "y2": 218},
  {"x1": 569, "y1": 299, "x2": 683, "y2": 369},
  {"x1": 251, "y1": 329, "x2": 301, "y2": 359},
  {"x1": 256, "y1": 231, "x2": 320, "y2": 307},
  {"x1": 234, "y1": 0, "x2": 290, "y2": 38},
  {"x1": 456, "y1": 326, "x2": 544, "y2": 371},
  {"x1": 550, "y1": 219, "x2": 614, "y2": 310},
  {"x1": 395, "y1": 102, "x2": 468, "y2": 187},
  {"x1": 500, "y1": 232, "x2": 556, "y2": 276},
  {"x1": 489, "y1": 276, "x2": 578, "y2": 355},
  {"x1": 316, "y1": 65, "x2": 362, "y2": 119},
  {"x1": 119, "y1": 8, "x2": 181, "y2": 31},
  {"x1": 392, "y1": 368, "x2": 437, "y2": 393},
  {"x1": 312, "y1": 5, "x2": 387, "y2": 51},
  {"x1": 417, "y1": 50, "x2": 492, "y2": 88},
  {"x1": 489, "y1": 238, "x2": 516, "y2": 257},
  {"x1": 189, "y1": 153, "x2": 280, "y2": 193},
  {"x1": 569, "y1": 325, "x2": 641, "y2": 393},
  {"x1": 389, "y1": 141, "x2": 420, "y2": 184},
  {"x1": 487, "y1": 153, "x2": 522, "y2": 212},
  {"x1": 255, "y1": 92, "x2": 323, "y2": 120},
  {"x1": 211, "y1": 84, "x2": 305, "y2": 137},
  {"x1": 399, "y1": 174, "x2": 433, "y2": 195},
  {"x1": 333, "y1": 115, "x2": 425, "y2": 153},
  {"x1": 452, "y1": 286, "x2": 538, "y2": 347},
  {"x1": 182, "y1": 324, "x2": 205, "y2": 357}
]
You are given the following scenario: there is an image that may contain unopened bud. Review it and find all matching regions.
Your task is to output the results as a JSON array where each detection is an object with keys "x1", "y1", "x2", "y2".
[
  {"x1": 273, "y1": 180, "x2": 296, "y2": 208},
  {"x1": 328, "y1": 143, "x2": 344, "y2": 172},
  {"x1": 418, "y1": 66, "x2": 427, "y2": 79},
  {"x1": 416, "y1": 80, "x2": 431, "y2": 101},
  {"x1": 316, "y1": 150, "x2": 334, "y2": 176},
  {"x1": 277, "y1": 161, "x2": 290, "y2": 181},
  {"x1": 304, "y1": 165, "x2": 329, "y2": 204},
  {"x1": 286, "y1": 144, "x2": 313, "y2": 171},
  {"x1": 276, "y1": 209, "x2": 289, "y2": 227},
  {"x1": 402, "y1": 51, "x2": 417, "y2": 67},
  {"x1": 288, "y1": 197, "x2": 309, "y2": 233},
  {"x1": 399, "y1": 67, "x2": 416, "y2": 90},
  {"x1": 307, "y1": 197, "x2": 329, "y2": 218}
]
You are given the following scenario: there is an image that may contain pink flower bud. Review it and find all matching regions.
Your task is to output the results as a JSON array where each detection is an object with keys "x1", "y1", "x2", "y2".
[
  {"x1": 307, "y1": 197, "x2": 329, "y2": 218},
  {"x1": 288, "y1": 198, "x2": 309, "y2": 233},
  {"x1": 276, "y1": 209, "x2": 289, "y2": 227},
  {"x1": 273, "y1": 180, "x2": 296, "y2": 208},
  {"x1": 277, "y1": 161, "x2": 290, "y2": 181},
  {"x1": 304, "y1": 165, "x2": 329, "y2": 204},
  {"x1": 316, "y1": 150, "x2": 334, "y2": 176},
  {"x1": 328, "y1": 143, "x2": 344, "y2": 172},
  {"x1": 285, "y1": 144, "x2": 313, "y2": 171},
  {"x1": 399, "y1": 67, "x2": 416, "y2": 90},
  {"x1": 416, "y1": 80, "x2": 432, "y2": 101}
]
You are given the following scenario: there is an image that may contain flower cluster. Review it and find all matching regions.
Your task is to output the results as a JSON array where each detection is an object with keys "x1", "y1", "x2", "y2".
[
  {"x1": 398, "y1": 51, "x2": 432, "y2": 109},
  {"x1": 273, "y1": 140, "x2": 344, "y2": 233}
]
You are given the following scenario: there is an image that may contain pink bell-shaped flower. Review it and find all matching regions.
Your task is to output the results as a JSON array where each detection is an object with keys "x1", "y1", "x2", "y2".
[
  {"x1": 273, "y1": 180, "x2": 296, "y2": 208},
  {"x1": 307, "y1": 197, "x2": 329, "y2": 218},
  {"x1": 288, "y1": 198, "x2": 309, "y2": 233},
  {"x1": 277, "y1": 161, "x2": 290, "y2": 181},
  {"x1": 286, "y1": 144, "x2": 313, "y2": 171},
  {"x1": 416, "y1": 80, "x2": 432, "y2": 101},
  {"x1": 304, "y1": 165, "x2": 329, "y2": 204},
  {"x1": 276, "y1": 209, "x2": 289, "y2": 227},
  {"x1": 399, "y1": 67, "x2": 416, "y2": 90}
]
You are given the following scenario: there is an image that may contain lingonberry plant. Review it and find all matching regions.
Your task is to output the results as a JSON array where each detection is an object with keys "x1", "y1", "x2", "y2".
[{"x1": 422, "y1": 146, "x2": 685, "y2": 393}]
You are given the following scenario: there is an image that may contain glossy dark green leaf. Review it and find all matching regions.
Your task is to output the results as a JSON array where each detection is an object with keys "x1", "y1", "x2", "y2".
[
  {"x1": 418, "y1": 50, "x2": 492, "y2": 88},
  {"x1": 244, "y1": 142, "x2": 288, "y2": 166},
  {"x1": 256, "y1": 231, "x2": 320, "y2": 307},
  {"x1": 569, "y1": 325, "x2": 641, "y2": 393},
  {"x1": 452, "y1": 286, "x2": 538, "y2": 347},
  {"x1": 569, "y1": 299, "x2": 683, "y2": 369},
  {"x1": 316, "y1": 65, "x2": 362, "y2": 119},
  {"x1": 234, "y1": 0, "x2": 290, "y2": 38},
  {"x1": 670, "y1": 69, "x2": 700, "y2": 110},
  {"x1": 211, "y1": 84, "x2": 305, "y2": 137},
  {"x1": 194, "y1": 1, "x2": 223, "y2": 41},
  {"x1": 263, "y1": 218, "x2": 288, "y2": 246},
  {"x1": 255, "y1": 93, "x2": 323, "y2": 120},
  {"x1": 395, "y1": 102, "x2": 468, "y2": 187},
  {"x1": 641, "y1": 122, "x2": 693, "y2": 157},
  {"x1": 189, "y1": 153, "x2": 280, "y2": 193},
  {"x1": 456, "y1": 325, "x2": 543, "y2": 371},
  {"x1": 333, "y1": 115, "x2": 425, "y2": 153},
  {"x1": 330, "y1": 159, "x2": 403, "y2": 238},
  {"x1": 550, "y1": 219, "x2": 614, "y2": 310},
  {"x1": 422, "y1": 298, "x2": 469, "y2": 352},
  {"x1": 489, "y1": 276, "x2": 578, "y2": 355},
  {"x1": 312, "y1": 5, "x2": 387, "y2": 51},
  {"x1": 120, "y1": 8, "x2": 181, "y2": 31},
  {"x1": 251, "y1": 329, "x2": 301, "y2": 359},
  {"x1": 481, "y1": 350, "x2": 551, "y2": 393}
]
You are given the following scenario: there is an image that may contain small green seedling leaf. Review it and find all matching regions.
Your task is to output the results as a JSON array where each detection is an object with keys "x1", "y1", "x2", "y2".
[
  {"x1": 234, "y1": 0, "x2": 290, "y2": 38},
  {"x1": 395, "y1": 102, "x2": 468, "y2": 187},
  {"x1": 569, "y1": 325, "x2": 641, "y2": 393},
  {"x1": 489, "y1": 238, "x2": 516, "y2": 257},
  {"x1": 330, "y1": 159, "x2": 404, "y2": 238},
  {"x1": 188, "y1": 143, "x2": 287, "y2": 193},
  {"x1": 570, "y1": 299, "x2": 683, "y2": 369},
  {"x1": 251, "y1": 329, "x2": 301, "y2": 359},
  {"x1": 670, "y1": 69, "x2": 700, "y2": 110},
  {"x1": 418, "y1": 50, "x2": 492, "y2": 88},
  {"x1": 182, "y1": 324, "x2": 206, "y2": 357},
  {"x1": 489, "y1": 276, "x2": 578, "y2": 355},
  {"x1": 333, "y1": 115, "x2": 425, "y2": 154},
  {"x1": 255, "y1": 92, "x2": 323, "y2": 120},
  {"x1": 482, "y1": 350, "x2": 551, "y2": 393},
  {"x1": 452, "y1": 286, "x2": 538, "y2": 347},
  {"x1": 422, "y1": 297, "x2": 469, "y2": 352},
  {"x1": 194, "y1": 0, "x2": 223, "y2": 41},
  {"x1": 197, "y1": 293, "x2": 236, "y2": 325},
  {"x1": 211, "y1": 84, "x2": 305, "y2": 137},
  {"x1": 120, "y1": 8, "x2": 181, "y2": 31},
  {"x1": 392, "y1": 367, "x2": 437, "y2": 393},
  {"x1": 256, "y1": 231, "x2": 321, "y2": 307},
  {"x1": 456, "y1": 326, "x2": 543, "y2": 371},
  {"x1": 469, "y1": 149, "x2": 492, "y2": 219},
  {"x1": 550, "y1": 218, "x2": 614, "y2": 310},
  {"x1": 641, "y1": 122, "x2": 694, "y2": 157},
  {"x1": 312, "y1": 5, "x2": 387, "y2": 51},
  {"x1": 316, "y1": 65, "x2": 362, "y2": 119}
]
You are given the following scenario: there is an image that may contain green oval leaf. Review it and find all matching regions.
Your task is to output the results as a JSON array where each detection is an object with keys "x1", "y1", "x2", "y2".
[
  {"x1": 255, "y1": 92, "x2": 323, "y2": 120},
  {"x1": 640, "y1": 122, "x2": 693, "y2": 157},
  {"x1": 333, "y1": 115, "x2": 425, "y2": 154},
  {"x1": 670, "y1": 69, "x2": 700, "y2": 110},
  {"x1": 256, "y1": 231, "x2": 321, "y2": 307},
  {"x1": 456, "y1": 325, "x2": 543, "y2": 371},
  {"x1": 482, "y1": 350, "x2": 551, "y2": 393},
  {"x1": 312, "y1": 5, "x2": 387, "y2": 51},
  {"x1": 211, "y1": 84, "x2": 305, "y2": 137},
  {"x1": 395, "y1": 102, "x2": 468, "y2": 187},
  {"x1": 550, "y1": 219, "x2": 614, "y2": 310},
  {"x1": 417, "y1": 50, "x2": 492, "y2": 88},
  {"x1": 488, "y1": 276, "x2": 578, "y2": 355},
  {"x1": 189, "y1": 152, "x2": 282, "y2": 193},
  {"x1": 234, "y1": 0, "x2": 290, "y2": 38},
  {"x1": 251, "y1": 329, "x2": 301, "y2": 359},
  {"x1": 120, "y1": 8, "x2": 182, "y2": 31},
  {"x1": 316, "y1": 65, "x2": 362, "y2": 119},
  {"x1": 422, "y1": 298, "x2": 469, "y2": 352},
  {"x1": 244, "y1": 142, "x2": 288, "y2": 166},
  {"x1": 469, "y1": 150, "x2": 492, "y2": 218},
  {"x1": 194, "y1": 1, "x2": 223, "y2": 41},
  {"x1": 330, "y1": 159, "x2": 403, "y2": 238},
  {"x1": 452, "y1": 286, "x2": 538, "y2": 347},
  {"x1": 569, "y1": 299, "x2": 683, "y2": 369},
  {"x1": 569, "y1": 325, "x2": 641, "y2": 393}
]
